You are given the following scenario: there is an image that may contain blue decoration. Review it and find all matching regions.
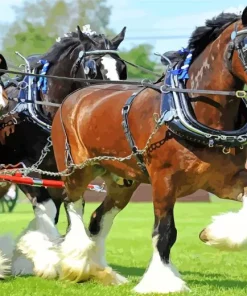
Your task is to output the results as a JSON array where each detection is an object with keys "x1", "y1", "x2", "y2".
[
  {"x1": 177, "y1": 47, "x2": 190, "y2": 55},
  {"x1": 37, "y1": 59, "x2": 50, "y2": 94},
  {"x1": 170, "y1": 48, "x2": 193, "y2": 81},
  {"x1": 178, "y1": 52, "x2": 192, "y2": 80}
]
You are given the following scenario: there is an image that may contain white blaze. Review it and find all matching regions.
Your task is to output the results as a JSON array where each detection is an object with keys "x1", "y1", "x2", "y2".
[
  {"x1": 0, "y1": 85, "x2": 7, "y2": 109},
  {"x1": 101, "y1": 55, "x2": 119, "y2": 80}
]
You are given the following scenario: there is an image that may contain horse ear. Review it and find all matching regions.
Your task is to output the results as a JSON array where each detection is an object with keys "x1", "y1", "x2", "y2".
[
  {"x1": 111, "y1": 27, "x2": 126, "y2": 49},
  {"x1": 0, "y1": 54, "x2": 7, "y2": 71},
  {"x1": 241, "y1": 7, "x2": 247, "y2": 27},
  {"x1": 77, "y1": 26, "x2": 97, "y2": 45}
]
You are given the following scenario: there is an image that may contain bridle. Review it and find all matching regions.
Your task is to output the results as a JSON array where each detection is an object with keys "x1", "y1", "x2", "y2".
[
  {"x1": 72, "y1": 49, "x2": 121, "y2": 79},
  {"x1": 226, "y1": 23, "x2": 247, "y2": 72},
  {"x1": 72, "y1": 33, "x2": 125, "y2": 80}
]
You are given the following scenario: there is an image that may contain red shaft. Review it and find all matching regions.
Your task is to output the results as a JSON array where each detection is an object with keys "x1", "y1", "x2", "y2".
[{"x1": 0, "y1": 173, "x2": 97, "y2": 190}]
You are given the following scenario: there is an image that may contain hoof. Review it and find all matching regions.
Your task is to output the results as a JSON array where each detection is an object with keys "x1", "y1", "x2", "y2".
[
  {"x1": 94, "y1": 267, "x2": 128, "y2": 285},
  {"x1": 199, "y1": 228, "x2": 208, "y2": 243},
  {"x1": 199, "y1": 211, "x2": 247, "y2": 251},
  {"x1": 59, "y1": 237, "x2": 97, "y2": 282},
  {"x1": 59, "y1": 256, "x2": 93, "y2": 282},
  {"x1": 133, "y1": 276, "x2": 190, "y2": 294},
  {"x1": 133, "y1": 251, "x2": 190, "y2": 294}
]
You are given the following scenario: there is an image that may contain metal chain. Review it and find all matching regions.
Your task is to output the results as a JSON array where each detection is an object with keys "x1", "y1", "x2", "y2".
[
  {"x1": 0, "y1": 117, "x2": 162, "y2": 177},
  {"x1": 23, "y1": 136, "x2": 53, "y2": 175}
]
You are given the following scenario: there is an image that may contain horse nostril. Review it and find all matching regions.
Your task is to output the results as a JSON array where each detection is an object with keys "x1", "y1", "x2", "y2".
[{"x1": 199, "y1": 228, "x2": 209, "y2": 243}]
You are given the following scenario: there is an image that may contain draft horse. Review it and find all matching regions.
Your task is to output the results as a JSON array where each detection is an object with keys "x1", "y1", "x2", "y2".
[
  {"x1": 0, "y1": 25, "x2": 128, "y2": 278},
  {"x1": 49, "y1": 7, "x2": 247, "y2": 294},
  {"x1": 0, "y1": 54, "x2": 14, "y2": 279}
]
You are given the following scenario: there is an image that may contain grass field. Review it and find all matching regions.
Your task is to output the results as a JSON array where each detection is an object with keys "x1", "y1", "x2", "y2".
[{"x1": 0, "y1": 201, "x2": 247, "y2": 296}]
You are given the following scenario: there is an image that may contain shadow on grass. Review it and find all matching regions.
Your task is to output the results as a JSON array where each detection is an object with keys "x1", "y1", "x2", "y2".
[
  {"x1": 182, "y1": 270, "x2": 247, "y2": 290},
  {"x1": 111, "y1": 267, "x2": 247, "y2": 289},
  {"x1": 111, "y1": 264, "x2": 145, "y2": 277},
  {"x1": 1, "y1": 275, "x2": 34, "y2": 283},
  {"x1": 0, "y1": 211, "x2": 32, "y2": 215}
]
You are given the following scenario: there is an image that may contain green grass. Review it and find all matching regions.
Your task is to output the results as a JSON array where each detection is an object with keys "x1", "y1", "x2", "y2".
[{"x1": 0, "y1": 201, "x2": 246, "y2": 296}]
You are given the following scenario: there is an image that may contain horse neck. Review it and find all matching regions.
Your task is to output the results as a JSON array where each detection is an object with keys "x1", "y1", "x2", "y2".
[
  {"x1": 41, "y1": 48, "x2": 87, "y2": 119},
  {"x1": 187, "y1": 25, "x2": 244, "y2": 131}
]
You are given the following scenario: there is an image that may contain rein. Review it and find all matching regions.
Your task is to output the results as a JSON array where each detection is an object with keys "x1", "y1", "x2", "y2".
[{"x1": 0, "y1": 68, "x2": 246, "y2": 99}]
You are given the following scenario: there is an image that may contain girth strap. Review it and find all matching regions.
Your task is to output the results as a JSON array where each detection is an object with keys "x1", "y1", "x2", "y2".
[{"x1": 122, "y1": 87, "x2": 149, "y2": 175}]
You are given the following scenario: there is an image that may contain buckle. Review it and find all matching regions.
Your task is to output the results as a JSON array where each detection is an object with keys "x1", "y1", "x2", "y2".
[
  {"x1": 122, "y1": 105, "x2": 130, "y2": 114},
  {"x1": 236, "y1": 90, "x2": 247, "y2": 98}
]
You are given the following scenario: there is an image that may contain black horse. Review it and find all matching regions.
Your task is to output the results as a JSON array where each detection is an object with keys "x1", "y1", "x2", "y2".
[{"x1": 0, "y1": 25, "x2": 127, "y2": 277}]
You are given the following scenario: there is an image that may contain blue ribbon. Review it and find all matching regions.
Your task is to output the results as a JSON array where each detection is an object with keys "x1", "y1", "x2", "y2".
[
  {"x1": 178, "y1": 52, "x2": 192, "y2": 80},
  {"x1": 169, "y1": 48, "x2": 192, "y2": 81},
  {"x1": 37, "y1": 59, "x2": 50, "y2": 94},
  {"x1": 177, "y1": 47, "x2": 190, "y2": 55}
]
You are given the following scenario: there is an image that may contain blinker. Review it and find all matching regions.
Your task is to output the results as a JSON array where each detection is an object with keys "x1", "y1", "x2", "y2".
[
  {"x1": 79, "y1": 51, "x2": 84, "y2": 58},
  {"x1": 231, "y1": 31, "x2": 237, "y2": 40},
  {"x1": 84, "y1": 59, "x2": 97, "y2": 78}
]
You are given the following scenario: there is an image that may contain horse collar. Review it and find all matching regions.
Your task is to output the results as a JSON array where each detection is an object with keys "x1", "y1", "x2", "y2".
[{"x1": 160, "y1": 64, "x2": 247, "y2": 151}]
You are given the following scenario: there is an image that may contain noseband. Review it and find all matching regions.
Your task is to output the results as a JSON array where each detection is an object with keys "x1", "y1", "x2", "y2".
[
  {"x1": 72, "y1": 49, "x2": 120, "y2": 79},
  {"x1": 227, "y1": 24, "x2": 247, "y2": 72}
]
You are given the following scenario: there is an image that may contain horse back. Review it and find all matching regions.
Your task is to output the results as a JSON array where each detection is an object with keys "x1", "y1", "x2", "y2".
[{"x1": 52, "y1": 84, "x2": 161, "y2": 172}]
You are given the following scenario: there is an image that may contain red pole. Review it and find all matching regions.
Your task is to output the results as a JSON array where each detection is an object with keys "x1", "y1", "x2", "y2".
[{"x1": 0, "y1": 172, "x2": 105, "y2": 191}]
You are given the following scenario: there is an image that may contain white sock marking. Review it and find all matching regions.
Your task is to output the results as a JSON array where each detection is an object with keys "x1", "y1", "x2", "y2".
[
  {"x1": 133, "y1": 236, "x2": 190, "y2": 294},
  {"x1": 60, "y1": 199, "x2": 96, "y2": 282},
  {"x1": 91, "y1": 207, "x2": 128, "y2": 285},
  {"x1": 34, "y1": 199, "x2": 60, "y2": 239},
  {"x1": 92, "y1": 207, "x2": 120, "y2": 267},
  {"x1": 12, "y1": 199, "x2": 61, "y2": 278}
]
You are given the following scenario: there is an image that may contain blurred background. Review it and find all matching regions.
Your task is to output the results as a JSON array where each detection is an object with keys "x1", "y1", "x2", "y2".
[{"x1": 0, "y1": 0, "x2": 245, "y2": 79}]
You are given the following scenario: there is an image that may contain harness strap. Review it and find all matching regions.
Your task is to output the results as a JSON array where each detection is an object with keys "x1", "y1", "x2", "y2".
[
  {"x1": 59, "y1": 98, "x2": 74, "y2": 168},
  {"x1": 122, "y1": 88, "x2": 149, "y2": 175}
]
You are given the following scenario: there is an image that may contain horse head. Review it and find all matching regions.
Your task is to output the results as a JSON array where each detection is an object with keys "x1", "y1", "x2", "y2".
[
  {"x1": 183, "y1": 7, "x2": 247, "y2": 132},
  {"x1": 226, "y1": 7, "x2": 247, "y2": 85},
  {"x1": 72, "y1": 25, "x2": 127, "y2": 81}
]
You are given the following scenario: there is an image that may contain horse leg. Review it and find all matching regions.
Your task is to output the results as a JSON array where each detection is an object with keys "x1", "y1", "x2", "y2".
[
  {"x1": 133, "y1": 173, "x2": 190, "y2": 294},
  {"x1": 0, "y1": 251, "x2": 9, "y2": 279},
  {"x1": 0, "y1": 234, "x2": 15, "y2": 279},
  {"x1": 59, "y1": 167, "x2": 102, "y2": 282},
  {"x1": 12, "y1": 185, "x2": 61, "y2": 279},
  {"x1": 88, "y1": 173, "x2": 139, "y2": 285}
]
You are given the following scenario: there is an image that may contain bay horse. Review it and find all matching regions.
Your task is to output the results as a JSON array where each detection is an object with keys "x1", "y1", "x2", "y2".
[
  {"x1": 0, "y1": 25, "x2": 128, "y2": 277},
  {"x1": 47, "y1": 8, "x2": 247, "y2": 293}
]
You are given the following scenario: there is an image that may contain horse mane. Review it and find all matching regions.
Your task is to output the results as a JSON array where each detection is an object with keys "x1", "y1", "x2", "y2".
[
  {"x1": 40, "y1": 29, "x2": 105, "y2": 64},
  {"x1": 188, "y1": 12, "x2": 241, "y2": 61}
]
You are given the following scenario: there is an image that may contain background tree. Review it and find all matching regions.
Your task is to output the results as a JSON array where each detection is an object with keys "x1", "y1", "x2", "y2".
[
  {"x1": 0, "y1": 0, "x2": 159, "y2": 79},
  {"x1": 120, "y1": 44, "x2": 159, "y2": 79}
]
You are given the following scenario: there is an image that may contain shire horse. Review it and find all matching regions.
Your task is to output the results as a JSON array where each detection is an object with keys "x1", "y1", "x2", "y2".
[
  {"x1": 0, "y1": 54, "x2": 14, "y2": 279},
  {"x1": 0, "y1": 25, "x2": 128, "y2": 278},
  {"x1": 48, "y1": 8, "x2": 247, "y2": 294}
]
